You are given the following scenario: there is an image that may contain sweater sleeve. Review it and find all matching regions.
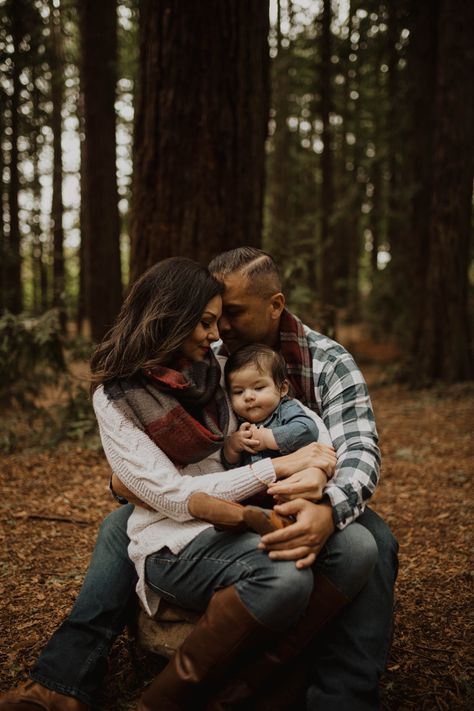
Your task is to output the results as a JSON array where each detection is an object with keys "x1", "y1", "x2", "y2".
[{"x1": 93, "y1": 387, "x2": 276, "y2": 521}]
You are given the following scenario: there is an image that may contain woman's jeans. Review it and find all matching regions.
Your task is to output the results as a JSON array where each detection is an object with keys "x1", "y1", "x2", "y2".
[
  {"x1": 30, "y1": 505, "x2": 398, "y2": 709},
  {"x1": 31, "y1": 505, "x2": 138, "y2": 708},
  {"x1": 145, "y1": 524, "x2": 377, "y2": 632}
]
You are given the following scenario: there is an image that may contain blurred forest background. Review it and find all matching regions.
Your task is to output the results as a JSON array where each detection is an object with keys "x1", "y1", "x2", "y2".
[
  {"x1": 1, "y1": 2, "x2": 473, "y2": 709},
  {"x1": 1, "y1": 0, "x2": 472, "y2": 394}
]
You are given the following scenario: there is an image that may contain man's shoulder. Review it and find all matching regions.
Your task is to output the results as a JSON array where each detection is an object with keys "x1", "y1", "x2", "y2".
[{"x1": 301, "y1": 323, "x2": 351, "y2": 363}]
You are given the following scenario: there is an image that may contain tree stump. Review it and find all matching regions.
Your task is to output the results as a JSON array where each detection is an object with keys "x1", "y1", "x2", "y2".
[{"x1": 136, "y1": 601, "x2": 201, "y2": 658}]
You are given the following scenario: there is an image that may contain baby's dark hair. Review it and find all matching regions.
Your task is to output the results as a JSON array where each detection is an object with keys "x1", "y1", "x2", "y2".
[{"x1": 224, "y1": 344, "x2": 288, "y2": 391}]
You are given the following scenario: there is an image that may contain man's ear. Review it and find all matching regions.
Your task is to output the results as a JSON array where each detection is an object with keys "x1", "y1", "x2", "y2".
[
  {"x1": 280, "y1": 379, "x2": 289, "y2": 397},
  {"x1": 269, "y1": 292, "x2": 285, "y2": 320}
]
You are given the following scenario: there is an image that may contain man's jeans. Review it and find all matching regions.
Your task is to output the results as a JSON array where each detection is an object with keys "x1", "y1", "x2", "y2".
[
  {"x1": 306, "y1": 507, "x2": 399, "y2": 711},
  {"x1": 30, "y1": 505, "x2": 397, "y2": 709}
]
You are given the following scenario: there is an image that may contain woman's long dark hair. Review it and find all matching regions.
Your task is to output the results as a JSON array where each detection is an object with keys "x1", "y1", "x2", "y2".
[{"x1": 90, "y1": 258, "x2": 223, "y2": 388}]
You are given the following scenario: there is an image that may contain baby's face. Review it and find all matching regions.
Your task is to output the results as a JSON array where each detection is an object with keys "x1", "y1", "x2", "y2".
[{"x1": 228, "y1": 364, "x2": 286, "y2": 423}]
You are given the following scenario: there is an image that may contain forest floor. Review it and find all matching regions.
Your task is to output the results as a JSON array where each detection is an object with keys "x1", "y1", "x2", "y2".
[{"x1": 0, "y1": 363, "x2": 473, "y2": 710}]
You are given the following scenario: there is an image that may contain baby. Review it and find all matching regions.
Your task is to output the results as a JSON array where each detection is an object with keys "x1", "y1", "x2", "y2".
[
  {"x1": 188, "y1": 344, "x2": 332, "y2": 536},
  {"x1": 222, "y1": 343, "x2": 324, "y2": 467}
]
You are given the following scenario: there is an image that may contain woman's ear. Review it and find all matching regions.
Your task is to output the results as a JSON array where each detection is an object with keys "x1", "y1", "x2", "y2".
[{"x1": 280, "y1": 379, "x2": 289, "y2": 397}]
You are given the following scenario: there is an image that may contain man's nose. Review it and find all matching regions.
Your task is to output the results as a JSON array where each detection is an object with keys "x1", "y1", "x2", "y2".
[{"x1": 218, "y1": 314, "x2": 231, "y2": 332}]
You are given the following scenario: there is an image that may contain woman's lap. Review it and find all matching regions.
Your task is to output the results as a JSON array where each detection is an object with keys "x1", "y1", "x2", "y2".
[
  {"x1": 145, "y1": 521, "x2": 377, "y2": 633},
  {"x1": 145, "y1": 527, "x2": 314, "y2": 631}
]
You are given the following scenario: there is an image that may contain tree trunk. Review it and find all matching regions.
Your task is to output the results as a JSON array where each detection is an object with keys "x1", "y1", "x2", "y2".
[
  {"x1": 0, "y1": 88, "x2": 6, "y2": 312},
  {"x1": 318, "y1": 0, "x2": 335, "y2": 310},
  {"x1": 76, "y1": 84, "x2": 87, "y2": 334},
  {"x1": 50, "y1": 0, "x2": 66, "y2": 329},
  {"x1": 412, "y1": 0, "x2": 474, "y2": 382},
  {"x1": 130, "y1": 0, "x2": 270, "y2": 280},
  {"x1": 79, "y1": 0, "x2": 122, "y2": 341},
  {"x1": 5, "y1": 11, "x2": 22, "y2": 313}
]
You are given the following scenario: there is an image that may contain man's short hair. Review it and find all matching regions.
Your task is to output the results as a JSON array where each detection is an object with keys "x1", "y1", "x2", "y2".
[{"x1": 208, "y1": 247, "x2": 282, "y2": 297}]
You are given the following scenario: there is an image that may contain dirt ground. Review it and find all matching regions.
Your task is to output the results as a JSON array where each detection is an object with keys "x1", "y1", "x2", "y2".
[{"x1": 0, "y1": 367, "x2": 473, "y2": 709}]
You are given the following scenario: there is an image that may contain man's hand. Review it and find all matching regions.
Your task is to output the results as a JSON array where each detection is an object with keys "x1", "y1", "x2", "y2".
[
  {"x1": 273, "y1": 442, "x2": 336, "y2": 480},
  {"x1": 258, "y1": 499, "x2": 335, "y2": 569},
  {"x1": 267, "y1": 466, "x2": 328, "y2": 502}
]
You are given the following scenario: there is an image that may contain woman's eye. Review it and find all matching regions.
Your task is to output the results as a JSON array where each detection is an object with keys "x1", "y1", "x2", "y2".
[{"x1": 201, "y1": 321, "x2": 211, "y2": 328}]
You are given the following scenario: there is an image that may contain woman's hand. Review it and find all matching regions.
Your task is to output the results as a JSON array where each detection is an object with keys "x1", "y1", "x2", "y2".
[
  {"x1": 258, "y1": 498, "x2": 335, "y2": 569},
  {"x1": 111, "y1": 473, "x2": 153, "y2": 511},
  {"x1": 272, "y1": 442, "x2": 336, "y2": 480},
  {"x1": 267, "y1": 466, "x2": 328, "y2": 503}
]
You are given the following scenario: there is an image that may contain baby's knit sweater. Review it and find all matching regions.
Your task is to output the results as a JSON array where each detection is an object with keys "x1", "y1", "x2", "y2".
[{"x1": 93, "y1": 381, "x2": 276, "y2": 616}]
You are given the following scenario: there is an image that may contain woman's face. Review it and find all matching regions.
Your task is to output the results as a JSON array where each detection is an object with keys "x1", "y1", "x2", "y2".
[{"x1": 178, "y1": 295, "x2": 222, "y2": 362}]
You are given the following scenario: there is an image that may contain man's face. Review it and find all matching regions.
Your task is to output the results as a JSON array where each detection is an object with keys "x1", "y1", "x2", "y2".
[{"x1": 218, "y1": 272, "x2": 281, "y2": 353}]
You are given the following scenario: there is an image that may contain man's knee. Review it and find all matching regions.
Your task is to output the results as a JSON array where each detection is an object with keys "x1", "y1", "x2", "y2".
[
  {"x1": 320, "y1": 523, "x2": 378, "y2": 599},
  {"x1": 358, "y1": 508, "x2": 399, "y2": 581}
]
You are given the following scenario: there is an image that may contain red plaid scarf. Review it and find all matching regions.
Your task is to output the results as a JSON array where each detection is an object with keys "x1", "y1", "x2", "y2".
[
  {"x1": 104, "y1": 353, "x2": 228, "y2": 466},
  {"x1": 278, "y1": 309, "x2": 318, "y2": 412}
]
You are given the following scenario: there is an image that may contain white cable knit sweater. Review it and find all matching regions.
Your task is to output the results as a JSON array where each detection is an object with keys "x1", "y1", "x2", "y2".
[{"x1": 92, "y1": 362, "x2": 277, "y2": 616}]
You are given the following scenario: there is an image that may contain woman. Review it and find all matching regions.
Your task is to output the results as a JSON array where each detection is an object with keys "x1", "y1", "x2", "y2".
[{"x1": 0, "y1": 258, "x2": 377, "y2": 711}]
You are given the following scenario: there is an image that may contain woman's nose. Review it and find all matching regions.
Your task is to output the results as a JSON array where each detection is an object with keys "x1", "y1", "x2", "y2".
[{"x1": 208, "y1": 325, "x2": 220, "y2": 342}]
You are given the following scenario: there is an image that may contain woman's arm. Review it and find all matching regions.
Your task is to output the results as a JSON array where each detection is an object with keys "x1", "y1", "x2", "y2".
[{"x1": 94, "y1": 387, "x2": 276, "y2": 520}]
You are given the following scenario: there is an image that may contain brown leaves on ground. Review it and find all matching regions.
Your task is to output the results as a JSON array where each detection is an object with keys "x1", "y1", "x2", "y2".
[{"x1": 0, "y1": 372, "x2": 473, "y2": 709}]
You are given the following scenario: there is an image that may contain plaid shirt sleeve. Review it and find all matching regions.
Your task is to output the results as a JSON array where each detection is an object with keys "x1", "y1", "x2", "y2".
[{"x1": 307, "y1": 330, "x2": 381, "y2": 529}]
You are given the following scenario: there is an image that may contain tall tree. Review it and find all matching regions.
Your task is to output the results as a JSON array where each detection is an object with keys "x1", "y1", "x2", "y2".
[
  {"x1": 50, "y1": 0, "x2": 66, "y2": 329},
  {"x1": 4, "y1": 0, "x2": 24, "y2": 313},
  {"x1": 79, "y1": 0, "x2": 122, "y2": 341},
  {"x1": 130, "y1": 0, "x2": 270, "y2": 279},
  {"x1": 318, "y1": 0, "x2": 336, "y2": 310},
  {"x1": 411, "y1": 0, "x2": 474, "y2": 381}
]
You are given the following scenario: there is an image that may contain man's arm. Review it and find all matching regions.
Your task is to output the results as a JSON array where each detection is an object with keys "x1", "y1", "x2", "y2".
[
  {"x1": 260, "y1": 340, "x2": 380, "y2": 567},
  {"x1": 317, "y1": 351, "x2": 380, "y2": 528}
]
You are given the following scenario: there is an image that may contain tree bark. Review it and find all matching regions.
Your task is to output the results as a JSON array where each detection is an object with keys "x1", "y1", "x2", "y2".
[
  {"x1": 79, "y1": 0, "x2": 122, "y2": 341},
  {"x1": 5, "y1": 8, "x2": 22, "y2": 313},
  {"x1": 130, "y1": 0, "x2": 270, "y2": 279},
  {"x1": 412, "y1": 0, "x2": 474, "y2": 382},
  {"x1": 318, "y1": 0, "x2": 335, "y2": 310},
  {"x1": 50, "y1": 0, "x2": 66, "y2": 329}
]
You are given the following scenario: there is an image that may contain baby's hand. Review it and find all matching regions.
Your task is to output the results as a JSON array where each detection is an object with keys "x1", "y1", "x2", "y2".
[
  {"x1": 235, "y1": 422, "x2": 261, "y2": 453},
  {"x1": 248, "y1": 425, "x2": 279, "y2": 452}
]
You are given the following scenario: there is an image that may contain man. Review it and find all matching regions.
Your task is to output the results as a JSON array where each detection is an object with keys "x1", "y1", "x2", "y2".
[
  {"x1": 208, "y1": 247, "x2": 398, "y2": 710},
  {"x1": 0, "y1": 248, "x2": 397, "y2": 711}
]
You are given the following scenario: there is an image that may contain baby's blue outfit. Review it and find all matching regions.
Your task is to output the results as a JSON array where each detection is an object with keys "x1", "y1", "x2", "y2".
[{"x1": 241, "y1": 396, "x2": 319, "y2": 464}]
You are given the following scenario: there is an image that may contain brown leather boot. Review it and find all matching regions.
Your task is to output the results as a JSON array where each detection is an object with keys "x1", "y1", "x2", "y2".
[
  {"x1": 206, "y1": 573, "x2": 350, "y2": 710},
  {"x1": 0, "y1": 680, "x2": 90, "y2": 711},
  {"x1": 188, "y1": 492, "x2": 293, "y2": 534},
  {"x1": 136, "y1": 586, "x2": 270, "y2": 711}
]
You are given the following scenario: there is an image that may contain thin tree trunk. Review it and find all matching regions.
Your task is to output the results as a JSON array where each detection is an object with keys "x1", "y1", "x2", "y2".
[
  {"x1": 50, "y1": 0, "x2": 66, "y2": 329},
  {"x1": 79, "y1": 0, "x2": 122, "y2": 341},
  {"x1": 319, "y1": 0, "x2": 335, "y2": 314},
  {"x1": 130, "y1": 0, "x2": 270, "y2": 279},
  {"x1": 6, "y1": 14, "x2": 22, "y2": 313}
]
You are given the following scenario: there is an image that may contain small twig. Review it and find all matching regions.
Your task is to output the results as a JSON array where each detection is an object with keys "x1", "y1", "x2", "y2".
[{"x1": 11, "y1": 513, "x2": 91, "y2": 525}]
